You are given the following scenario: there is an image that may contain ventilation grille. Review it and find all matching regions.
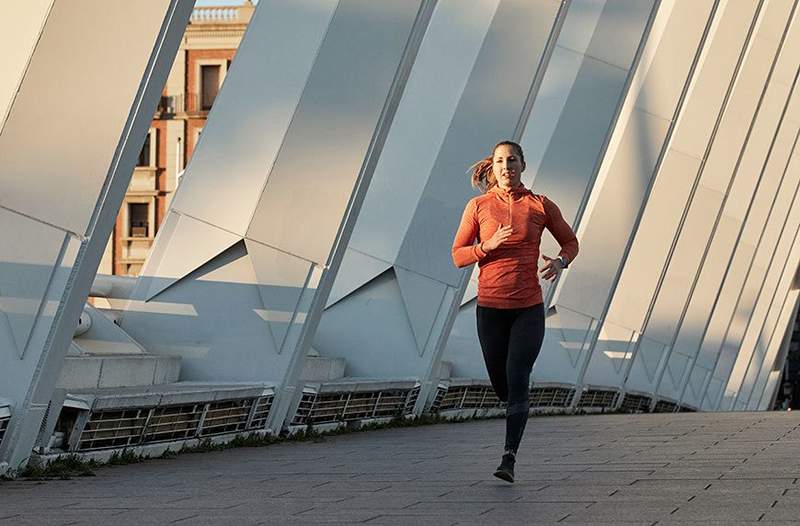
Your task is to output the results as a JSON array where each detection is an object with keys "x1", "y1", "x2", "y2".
[
  {"x1": 142, "y1": 403, "x2": 202, "y2": 442},
  {"x1": 530, "y1": 386, "x2": 575, "y2": 408},
  {"x1": 76, "y1": 395, "x2": 274, "y2": 451},
  {"x1": 291, "y1": 387, "x2": 418, "y2": 426},
  {"x1": 249, "y1": 396, "x2": 274, "y2": 429},
  {"x1": 429, "y1": 386, "x2": 447, "y2": 413},
  {"x1": 291, "y1": 392, "x2": 317, "y2": 426},
  {"x1": 620, "y1": 393, "x2": 651, "y2": 413},
  {"x1": 438, "y1": 385, "x2": 502, "y2": 411},
  {"x1": 404, "y1": 386, "x2": 420, "y2": 414},
  {"x1": 200, "y1": 399, "x2": 254, "y2": 436},
  {"x1": 576, "y1": 389, "x2": 619, "y2": 409},
  {"x1": 653, "y1": 400, "x2": 678, "y2": 413},
  {"x1": 78, "y1": 408, "x2": 150, "y2": 451},
  {"x1": 0, "y1": 416, "x2": 9, "y2": 446}
]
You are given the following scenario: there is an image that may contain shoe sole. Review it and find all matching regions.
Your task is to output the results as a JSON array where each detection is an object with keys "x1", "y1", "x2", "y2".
[{"x1": 493, "y1": 469, "x2": 514, "y2": 483}]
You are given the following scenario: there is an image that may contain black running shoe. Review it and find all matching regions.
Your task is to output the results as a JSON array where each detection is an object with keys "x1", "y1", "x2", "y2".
[{"x1": 493, "y1": 453, "x2": 515, "y2": 483}]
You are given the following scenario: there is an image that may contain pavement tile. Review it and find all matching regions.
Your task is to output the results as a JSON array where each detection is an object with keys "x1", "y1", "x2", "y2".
[{"x1": 5, "y1": 413, "x2": 800, "y2": 524}]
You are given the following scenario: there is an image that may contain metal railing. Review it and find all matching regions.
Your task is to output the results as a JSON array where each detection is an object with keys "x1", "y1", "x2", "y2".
[{"x1": 190, "y1": 3, "x2": 255, "y2": 25}]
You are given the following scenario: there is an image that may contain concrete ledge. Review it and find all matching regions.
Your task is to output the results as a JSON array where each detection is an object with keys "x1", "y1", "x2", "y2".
[
  {"x1": 300, "y1": 356, "x2": 346, "y2": 381},
  {"x1": 56, "y1": 354, "x2": 181, "y2": 390}
]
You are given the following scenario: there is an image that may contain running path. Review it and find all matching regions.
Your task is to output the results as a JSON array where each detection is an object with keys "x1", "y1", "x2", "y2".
[{"x1": 3, "y1": 412, "x2": 800, "y2": 525}]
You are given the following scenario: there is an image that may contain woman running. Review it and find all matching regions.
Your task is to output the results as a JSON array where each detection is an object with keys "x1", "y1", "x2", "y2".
[{"x1": 451, "y1": 140, "x2": 578, "y2": 483}]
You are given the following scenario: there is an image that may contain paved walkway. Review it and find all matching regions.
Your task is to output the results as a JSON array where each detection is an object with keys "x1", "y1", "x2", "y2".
[{"x1": 3, "y1": 412, "x2": 800, "y2": 525}]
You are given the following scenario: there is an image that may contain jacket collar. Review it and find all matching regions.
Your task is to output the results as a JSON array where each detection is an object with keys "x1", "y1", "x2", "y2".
[{"x1": 489, "y1": 183, "x2": 531, "y2": 200}]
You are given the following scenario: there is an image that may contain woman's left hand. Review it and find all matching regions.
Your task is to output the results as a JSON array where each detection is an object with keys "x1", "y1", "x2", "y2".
[{"x1": 540, "y1": 255, "x2": 564, "y2": 282}]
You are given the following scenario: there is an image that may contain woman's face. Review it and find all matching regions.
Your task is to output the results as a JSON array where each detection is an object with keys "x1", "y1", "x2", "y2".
[{"x1": 492, "y1": 144, "x2": 524, "y2": 190}]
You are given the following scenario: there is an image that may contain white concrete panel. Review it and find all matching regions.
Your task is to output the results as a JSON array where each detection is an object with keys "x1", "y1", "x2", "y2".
[
  {"x1": 644, "y1": 187, "x2": 724, "y2": 347},
  {"x1": 726, "y1": 92, "x2": 793, "y2": 224},
  {"x1": 739, "y1": 160, "x2": 800, "y2": 408},
  {"x1": 246, "y1": 239, "x2": 314, "y2": 354},
  {"x1": 669, "y1": 1, "x2": 762, "y2": 159},
  {"x1": 583, "y1": 321, "x2": 638, "y2": 386},
  {"x1": 170, "y1": 0, "x2": 338, "y2": 235},
  {"x1": 0, "y1": 0, "x2": 172, "y2": 236},
  {"x1": 326, "y1": 248, "x2": 393, "y2": 308},
  {"x1": 683, "y1": 364, "x2": 711, "y2": 409},
  {"x1": 656, "y1": 214, "x2": 740, "y2": 402},
  {"x1": 0, "y1": 0, "x2": 52, "y2": 127},
  {"x1": 248, "y1": 0, "x2": 425, "y2": 265},
  {"x1": 123, "y1": 242, "x2": 282, "y2": 382},
  {"x1": 605, "y1": 151, "x2": 701, "y2": 334},
  {"x1": 710, "y1": 263, "x2": 764, "y2": 407},
  {"x1": 685, "y1": 5, "x2": 799, "y2": 404},
  {"x1": 315, "y1": 270, "x2": 421, "y2": 378},
  {"x1": 633, "y1": 0, "x2": 715, "y2": 119},
  {"x1": 394, "y1": 266, "x2": 448, "y2": 354},
  {"x1": 755, "y1": 289, "x2": 800, "y2": 409},
  {"x1": 700, "y1": 51, "x2": 785, "y2": 193},
  {"x1": 0, "y1": 211, "x2": 66, "y2": 355},
  {"x1": 574, "y1": 0, "x2": 657, "y2": 70},
  {"x1": 759, "y1": 369, "x2": 783, "y2": 410},
  {"x1": 556, "y1": 109, "x2": 670, "y2": 317},
  {"x1": 694, "y1": 241, "x2": 756, "y2": 372},
  {"x1": 533, "y1": 306, "x2": 597, "y2": 383},
  {"x1": 664, "y1": 350, "x2": 691, "y2": 393},
  {"x1": 347, "y1": 0, "x2": 500, "y2": 264},
  {"x1": 142, "y1": 213, "x2": 241, "y2": 302},
  {"x1": 726, "y1": 136, "x2": 800, "y2": 407},
  {"x1": 556, "y1": 0, "x2": 607, "y2": 57}
]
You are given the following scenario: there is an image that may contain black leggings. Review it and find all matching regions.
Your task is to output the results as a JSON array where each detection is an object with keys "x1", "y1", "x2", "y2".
[{"x1": 476, "y1": 303, "x2": 545, "y2": 454}]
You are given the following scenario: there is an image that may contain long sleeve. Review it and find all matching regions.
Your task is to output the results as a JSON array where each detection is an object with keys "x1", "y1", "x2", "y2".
[
  {"x1": 543, "y1": 196, "x2": 578, "y2": 264},
  {"x1": 452, "y1": 198, "x2": 487, "y2": 268}
]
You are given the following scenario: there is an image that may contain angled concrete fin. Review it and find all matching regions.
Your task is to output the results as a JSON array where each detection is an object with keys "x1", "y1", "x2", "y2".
[
  {"x1": 394, "y1": 266, "x2": 448, "y2": 353},
  {"x1": 326, "y1": 248, "x2": 393, "y2": 308},
  {"x1": 637, "y1": 339, "x2": 664, "y2": 383},
  {"x1": 667, "y1": 352, "x2": 689, "y2": 390},
  {"x1": 245, "y1": 239, "x2": 313, "y2": 353},
  {"x1": 144, "y1": 214, "x2": 241, "y2": 301}
]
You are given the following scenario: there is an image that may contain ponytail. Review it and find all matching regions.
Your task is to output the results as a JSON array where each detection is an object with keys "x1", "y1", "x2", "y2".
[{"x1": 470, "y1": 156, "x2": 495, "y2": 191}]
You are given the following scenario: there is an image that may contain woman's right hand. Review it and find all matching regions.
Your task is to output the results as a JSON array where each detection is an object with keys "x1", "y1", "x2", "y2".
[{"x1": 482, "y1": 224, "x2": 513, "y2": 252}]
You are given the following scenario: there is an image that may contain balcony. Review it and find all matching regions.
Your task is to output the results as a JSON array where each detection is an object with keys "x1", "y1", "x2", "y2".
[{"x1": 190, "y1": 3, "x2": 255, "y2": 25}]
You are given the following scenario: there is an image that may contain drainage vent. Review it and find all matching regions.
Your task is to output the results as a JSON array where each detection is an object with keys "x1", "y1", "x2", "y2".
[
  {"x1": 308, "y1": 393, "x2": 348, "y2": 424},
  {"x1": 403, "y1": 386, "x2": 420, "y2": 415},
  {"x1": 530, "y1": 386, "x2": 575, "y2": 408},
  {"x1": 249, "y1": 395, "x2": 275, "y2": 429},
  {"x1": 78, "y1": 408, "x2": 150, "y2": 450},
  {"x1": 438, "y1": 385, "x2": 502, "y2": 411},
  {"x1": 428, "y1": 386, "x2": 447, "y2": 413},
  {"x1": 0, "y1": 416, "x2": 9, "y2": 446},
  {"x1": 297, "y1": 387, "x2": 420, "y2": 426},
  {"x1": 141, "y1": 404, "x2": 203, "y2": 443},
  {"x1": 620, "y1": 394, "x2": 652, "y2": 413},
  {"x1": 653, "y1": 400, "x2": 678, "y2": 413},
  {"x1": 291, "y1": 392, "x2": 317, "y2": 426},
  {"x1": 576, "y1": 389, "x2": 619, "y2": 409},
  {"x1": 200, "y1": 399, "x2": 254, "y2": 436}
]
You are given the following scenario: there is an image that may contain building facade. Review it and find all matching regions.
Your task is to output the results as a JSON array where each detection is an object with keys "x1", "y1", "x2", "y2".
[{"x1": 99, "y1": 2, "x2": 253, "y2": 276}]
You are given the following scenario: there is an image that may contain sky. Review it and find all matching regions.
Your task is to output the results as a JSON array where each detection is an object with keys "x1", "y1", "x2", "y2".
[{"x1": 194, "y1": 0, "x2": 257, "y2": 6}]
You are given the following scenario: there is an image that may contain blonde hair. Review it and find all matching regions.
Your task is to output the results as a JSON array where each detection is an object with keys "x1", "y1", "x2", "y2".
[{"x1": 470, "y1": 140, "x2": 525, "y2": 192}]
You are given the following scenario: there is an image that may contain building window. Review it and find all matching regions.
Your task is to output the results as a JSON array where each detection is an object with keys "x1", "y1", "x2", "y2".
[
  {"x1": 129, "y1": 203, "x2": 149, "y2": 238},
  {"x1": 137, "y1": 129, "x2": 157, "y2": 167},
  {"x1": 201, "y1": 64, "x2": 221, "y2": 110},
  {"x1": 137, "y1": 132, "x2": 151, "y2": 167}
]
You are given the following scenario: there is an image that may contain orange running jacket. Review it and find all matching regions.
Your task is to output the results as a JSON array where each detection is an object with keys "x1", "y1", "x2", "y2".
[{"x1": 451, "y1": 184, "x2": 579, "y2": 309}]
